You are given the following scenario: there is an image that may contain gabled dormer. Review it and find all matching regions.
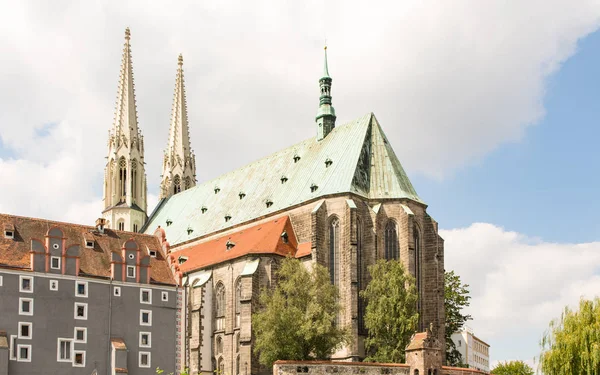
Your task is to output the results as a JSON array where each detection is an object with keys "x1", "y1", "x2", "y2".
[
  {"x1": 111, "y1": 239, "x2": 151, "y2": 284},
  {"x1": 3, "y1": 223, "x2": 14, "y2": 239},
  {"x1": 30, "y1": 226, "x2": 80, "y2": 275}
]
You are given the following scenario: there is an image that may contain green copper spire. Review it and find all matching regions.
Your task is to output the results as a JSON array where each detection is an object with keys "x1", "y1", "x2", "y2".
[{"x1": 316, "y1": 46, "x2": 336, "y2": 141}]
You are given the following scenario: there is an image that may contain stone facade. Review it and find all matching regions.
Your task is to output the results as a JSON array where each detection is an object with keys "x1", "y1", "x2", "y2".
[{"x1": 170, "y1": 193, "x2": 445, "y2": 374}]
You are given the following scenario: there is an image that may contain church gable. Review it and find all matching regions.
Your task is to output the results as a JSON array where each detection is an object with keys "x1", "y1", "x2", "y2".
[{"x1": 144, "y1": 113, "x2": 421, "y2": 246}]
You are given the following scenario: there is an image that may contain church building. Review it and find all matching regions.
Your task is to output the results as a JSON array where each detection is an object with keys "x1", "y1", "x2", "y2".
[
  {"x1": 100, "y1": 29, "x2": 446, "y2": 375},
  {"x1": 0, "y1": 28, "x2": 446, "y2": 375}
]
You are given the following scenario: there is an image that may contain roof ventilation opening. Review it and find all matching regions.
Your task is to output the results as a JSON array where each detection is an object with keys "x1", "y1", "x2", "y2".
[
  {"x1": 201, "y1": 206, "x2": 208, "y2": 214},
  {"x1": 293, "y1": 154, "x2": 301, "y2": 163},
  {"x1": 281, "y1": 231, "x2": 288, "y2": 244},
  {"x1": 187, "y1": 227, "x2": 193, "y2": 235},
  {"x1": 281, "y1": 176, "x2": 288, "y2": 184},
  {"x1": 225, "y1": 215, "x2": 232, "y2": 222},
  {"x1": 239, "y1": 192, "x2": 246, "y2": 200},
  {"x1": 166, "y1": 219, "x2": 173, "y2": 227},
  {"x1": 214, "y1": 186, "x2": 220, "y2": 194},
  {"x1": 178, "y1": 256, "x2": 188, "y2": 265},
  {"x1": 266, "y1": 200, "x2": 273, "y2": 208},
  {"x1": 325, "y1": 158, "x2": 333, "y2": 167},
  {"x1": 85, "y1": 241, "x2": 94, "y2": 249},
  {"x1": 226, "y1": 239, "x2": 236, "y2": 250},
  {"x1": 310, "y1": 184, "x2": 318, "y2": 193}
]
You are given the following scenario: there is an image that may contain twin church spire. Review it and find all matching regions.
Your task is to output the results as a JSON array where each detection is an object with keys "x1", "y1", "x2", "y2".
[
  {"x1": 102, "y1": 29, "x2": 335, "y2": 231},
  {"x1": 159, "y1": 54, "x2": 197, "y2": 199}
]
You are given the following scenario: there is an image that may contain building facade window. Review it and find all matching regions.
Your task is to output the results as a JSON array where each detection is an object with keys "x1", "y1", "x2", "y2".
[
  {"x1": 384, "y1": 220, "x2": 399, "y2": 260},
  {"x1": 51, "y1": 256, "x2": 61, "y2": 269},
  {"x1": 17, "y1": 344, "x2": 31, "y2": 362},
  {"x1": 140, "y1": 288, "x2": 152, "y2": 304},
  {"x1": 161, "y1": 291, "x2": 168, "y2": 301},
  {"x1": 57, "y1": 338, "x2": 72, "y2": 361},
  {"x1": 235, "y1": 279, "x2": 242, "y2": 328},
  {"x1": 214, "y1": 282, "x2": 225, "y2": 331},
  {"x1": 73, "y1": 350, "x2": 85, "y2": 367},
  {"x1": 118, "y1": 221, "x2": 125, "y2": 231},
  {"x1": 114, "y1": 286, "x2": 121, "y2": 296},
  {"x1": 414, "y1": 229, "x2": 422, "y2": 329},
  {"x1": 139, "y1": 351, "x2": 151, "y2": 368},
  {"x1": 50, "y1": 280, "x2": 58, "y2": 291},
  {"x1": 357, "y1": 218, "x2": 366, "y2": 335},
  {"x1": 74, "y1": 327, "x2": 87, "y2": 343},
  {"x1": 140, "y1": 332, "x2": 151, "y2": 348},
  {"x1": 75, "y1": 281, "x2": 88, "y2": 297},
  {"x1": 119, "y1": 157, "x2": 127, "y2": 202},
  {"x1": 74, "y1": 303, "x2": 87, "y2": 320},
  {"x1": 140, "y1": 310, "x2": 152, "y2": 326},
  {"x1": 19, "y1": 276, "x2": 33, "y2": 293},
  {"x1": 19, "y1": 298, "x2": 33, "y2": 316},
  {"x1": 127, "y1": 265, "x2": 136, "y2": 278},
  {"x1": 18, "y1": 322, "x2": 32, "y2": 339},
  {"x1": 173, "y1": 175, "x2": 181, "y2": 194},
  {"x1": 328, "y1": 217, "x2": 340, "y2": 287}
]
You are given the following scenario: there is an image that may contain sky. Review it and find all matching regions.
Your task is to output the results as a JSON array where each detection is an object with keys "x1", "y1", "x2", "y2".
[{"x1": 0, "y1": 0, "x2": 599, "y2": 370}]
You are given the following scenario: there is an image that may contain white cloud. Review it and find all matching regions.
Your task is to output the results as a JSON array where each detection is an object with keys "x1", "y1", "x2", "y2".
[
  {"x1": 0, "y1": 0, "x2": 599, "y2": 222},
  {"x1": 441, "y1": 223, "x2": 600, "y2": 367}
]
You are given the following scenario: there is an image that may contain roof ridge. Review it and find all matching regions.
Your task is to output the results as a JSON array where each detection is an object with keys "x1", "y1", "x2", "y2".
[
  {"x1": 0, "y1": 212, "x2": 159, "y2": 239},
  {"x1": 186, "y1": 112, "x2": 373, "y2": 191}
]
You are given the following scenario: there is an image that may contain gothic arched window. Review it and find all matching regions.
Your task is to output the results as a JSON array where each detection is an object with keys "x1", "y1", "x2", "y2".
[
  {"x1": 235, "y1": 279, "x2": 242, "y2": 328},
  {"x1": 173, "y1": 175, "x2": 181, "y2": 194},
  {"x1": 184, "y1": 176, "x2": 191, "y2": 190},
  {"x1": 118, "y1": 158, "x2": 127, "y2": 202},
  {"x1": 357, "y1": 218, "x2": 366, "y2": 334},
  {"x1": 384, "y1": 220, "x2": 399, "y2": 260},
  {"x1": 117, "y1": 220, "x2": 125, "y2": 231},
  {"x1": 131, "y1": 159, "x2": 138, "y2": 200},
  {"x1": 414, "y1": 228, "x2": 422, "y2": 329},
  {"x1": 214, "y1": 282, "x2": 225, "y2": 331},
  {"x1": 328, "y1": 217, "x2": 340, "y2": 287}
]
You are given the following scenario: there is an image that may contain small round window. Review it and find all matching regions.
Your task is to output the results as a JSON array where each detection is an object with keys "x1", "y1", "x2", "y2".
[
  {"x1": 128, "y1": 254, "x2": 135, "y2": 260},
  {"x1": 52, "y1": 244, "x2": 59, "y2": 250}
]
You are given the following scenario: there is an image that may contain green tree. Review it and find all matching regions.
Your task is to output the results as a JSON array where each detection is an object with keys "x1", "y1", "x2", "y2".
[
  {"x1": 539, "y1": 297, "x2": 600, "y2": 375},
  {"x1": 156, "y1": 367, "x2": 190, "y2": 375},
  {"x1": 491, "y1": 360, "x2": 534, "y2": 375},
  {"x1": 444, "y1": 270, "x2": 472, "y2": 366},
  {"x1": 252, "y1": 256, "x2": 348, "y2": 368},
  {"x1": 360, "y1": 259, "x2": 418, "y2": 363}
]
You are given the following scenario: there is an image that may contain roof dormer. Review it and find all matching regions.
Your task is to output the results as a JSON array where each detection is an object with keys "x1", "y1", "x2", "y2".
[{"x1": 4, "y1": 223, "x2": 15, "y2": 239}]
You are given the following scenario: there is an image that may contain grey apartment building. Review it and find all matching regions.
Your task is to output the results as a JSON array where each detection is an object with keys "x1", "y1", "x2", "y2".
[{"x1": 0, "y1": 214, "x2": 181, "y2": 375}]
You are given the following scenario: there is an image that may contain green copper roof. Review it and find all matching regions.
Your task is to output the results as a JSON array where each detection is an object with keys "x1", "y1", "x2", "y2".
[{"x1": 144, "y1": 113, "x2": 422, "y2": 245}]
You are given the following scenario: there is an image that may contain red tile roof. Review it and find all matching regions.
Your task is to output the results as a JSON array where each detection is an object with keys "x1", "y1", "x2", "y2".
[
  {"x1": 0, "y1": 213, "x2": 176, "y2": 285},
  {"x1": 111, "y1": 338, "x2": 127, "y2": 350},
  {"x1": 173, "y1": 216, "x2": 298, "y2": 273},
  {"x1": 296, "y1": 242, "x2": 312, "y2": 258}
]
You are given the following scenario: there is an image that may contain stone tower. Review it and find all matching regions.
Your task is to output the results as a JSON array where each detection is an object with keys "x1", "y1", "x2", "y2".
[
  {"x1": 159, "y1": 54, "x2": 197, "y2": 199},
  {"x1": 102, "y1": 28, "x2": 148, "y2": 232},
  {"x1": 316, "y1": 46, "x2": 336, "y2": 141}
]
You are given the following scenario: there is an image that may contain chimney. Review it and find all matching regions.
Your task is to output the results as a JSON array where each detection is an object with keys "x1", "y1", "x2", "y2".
[{"x1": 95, "y1": 218, "x2": 106, "y2": 234}]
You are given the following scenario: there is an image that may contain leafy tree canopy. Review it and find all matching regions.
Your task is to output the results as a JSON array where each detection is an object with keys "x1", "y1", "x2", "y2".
[
  {"x1": 444, "y1": 270, "x2": 472, "y2": 366},
  {"x1": 360, "y1": 259, "x2": 418, "y2": 363},
  {"x1": 252, "y1": 257, "x2": 348, "y2": 369},
  {"x1": 491, "y1": 360, "x2": 534, "y2": 375},
  {"x1": 539, "y1": 297, "x2": 600, "y2": 375}
]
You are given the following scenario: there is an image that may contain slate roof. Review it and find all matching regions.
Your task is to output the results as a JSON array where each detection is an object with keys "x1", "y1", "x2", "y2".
[
  {"x1": 144, "y1": 113, "x2": 421, "y2": 246},
  {"x1": 0, "y1": 213, "x2": 176, "y2": 285},
  {"x1": 173, "y1": 216, "x2": 301, "y2": 273}
]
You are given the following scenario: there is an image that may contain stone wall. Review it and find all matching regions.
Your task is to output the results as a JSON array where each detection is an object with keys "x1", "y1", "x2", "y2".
[
  {"x1": 273, "y1": 362, "x2": 488, "y2": 375},
  {"x1": 273, "y1": 361, "x2": 411, "y2": 375}
]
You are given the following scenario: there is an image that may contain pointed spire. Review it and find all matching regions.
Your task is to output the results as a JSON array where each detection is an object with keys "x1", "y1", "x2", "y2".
[
  {"x1": 160, "y1": 54, "x2": 197, "y2": 199},
  {"x1": 316, "y1": 46, "x2": 336, "y2": 141},
  {"x1": 111, "y1": 27, "x2": 140, "y2": 146},
  {"x1": 323, "y1": 45, "x2": 330, "y2": 78}
]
